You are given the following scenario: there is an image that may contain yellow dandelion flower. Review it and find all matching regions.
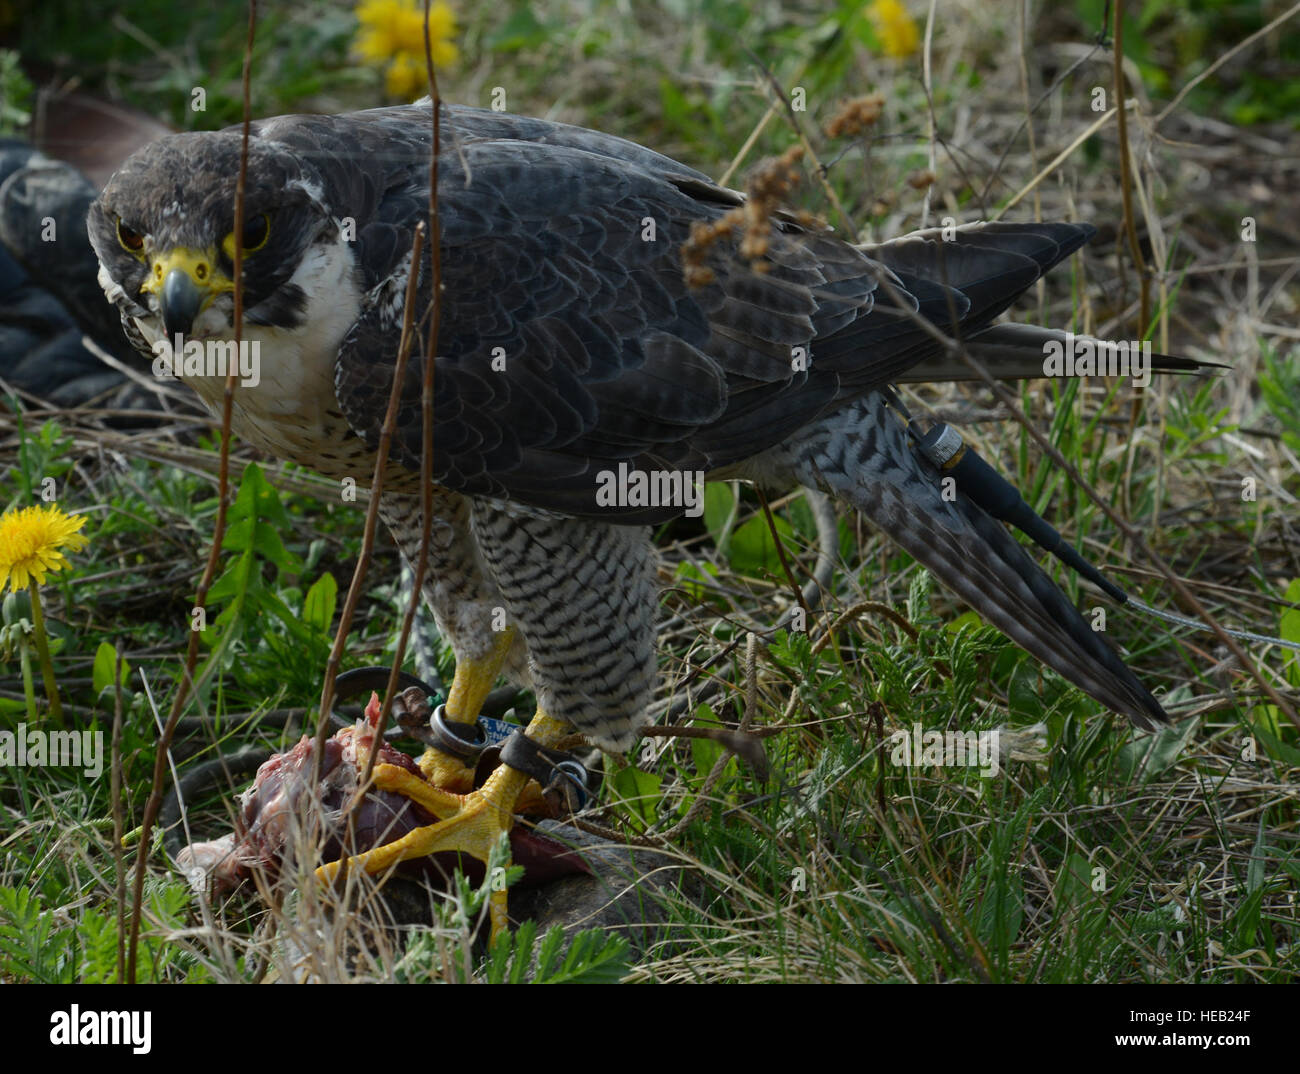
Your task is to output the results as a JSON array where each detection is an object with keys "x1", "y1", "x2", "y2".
[
  {"x1": 354, "y1": 0, "x2": 459, "y2": 95},
  {"x1": 0, "y1": 504, "x2": 89, "y2": 592},
  {"x1": 423, "y1": 1, "x2": 457, "y2": 47},
  {"x1": 385, "y1": 52, "x2": 425, "y2": 99},
  {"x1": 868, "y1": 0, "x2": 919, "y2": 59},
  {"x1": 354, "y1": 0, "x2": 405, "y2": 61}
]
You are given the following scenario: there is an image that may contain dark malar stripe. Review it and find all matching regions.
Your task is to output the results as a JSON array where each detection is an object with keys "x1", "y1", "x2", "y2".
[{"x1": 248, "y1": 283, "x2": 308, "y2": 329}]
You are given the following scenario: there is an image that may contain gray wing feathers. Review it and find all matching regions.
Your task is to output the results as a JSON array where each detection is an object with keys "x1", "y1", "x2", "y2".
[{"x1": 325, "y1": 106, "x2": 1109, "y2": 522}]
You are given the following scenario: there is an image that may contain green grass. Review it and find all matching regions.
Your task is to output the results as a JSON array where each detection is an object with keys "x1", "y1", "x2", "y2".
[{"x1": 1, "y1": 0, "x2": 1298, "y2": 983}]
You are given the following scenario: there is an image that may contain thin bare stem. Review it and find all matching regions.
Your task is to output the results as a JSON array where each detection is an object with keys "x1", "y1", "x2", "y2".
[
  {"x1": 111, "y1": 643, "x2": 126, "y2": 983},
  {"x1": 1113, "y1": 0, "x2": 1151, "y2": 336},
  {"x1": 313, "y1": 245, "x2": 421, "y2": 777},
  {"x1": 126, "y1": 0, "x2": 257, "y2": 984},
  {"x1": 756, "y1": 487, "x2": 810, "y2": 620},
  {"x1": 358, "y1": 2, "x2": 448, "y2": 780},
  {"x1": 355, "y1": 222, "x2": 427, "y2": 791}
]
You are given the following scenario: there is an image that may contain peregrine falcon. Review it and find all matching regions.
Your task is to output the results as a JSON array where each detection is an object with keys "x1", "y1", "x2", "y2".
[{"x1": 89, "y1": 101, "x2": 1170, "y2": 933}]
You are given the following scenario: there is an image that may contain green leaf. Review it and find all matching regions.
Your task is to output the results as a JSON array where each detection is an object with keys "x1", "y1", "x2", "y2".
[
  {"x1": 1252, "y1": 717, "x2": 1300, "y2": 766},
  {"x1": 977, "y1": 868, "x2": 1024, "y2": 948},
  {"x1": 703, "y1": 481, "x2": 738, "y2": 549},
  {"x1": 945, "y1": 610, "x2": 982, "y2": 634},
  {"x1": 727, "y1": 513, "x2": 794, "y2": 576},
  {"x1": 610, "y1": 765, "x2": 662, "y2": 831},
  {"x1": 259, "y1": 588, "x2": 316, "y2": 645},
  {"x1": 205, "y1": 545, "x2": 254, "y2": 608},
  {"x1": 673, "y1": 560, "x2": 719, "y2": 603},
  {"x1": 1280, "y1": 578, "x2": 1300, "y2": 689},
  {"x1": 1247, "y1": 815, "x2": 1268, "y2": 895},
  {"x1": 784, "y1": 493, "x2": 817, "y2": 539},
  {"x1": 302, "y1": 572, "x2": 338, "y2": 635},
  {"x1": 691, "y1": 731, "x2": 724, "y2": 778},
  {"x1": 222, "y1": 463, "x2": 298, "y2": 570},
  {"x1": 481, "y1": 919, "x2": 536, "y2": 984},
  {"x1": 0, "y1": 885, "x2": 72, "y2": 983},
  {"x1": 1006, "y1": 658, "x2": 1043, "y2": 716},
  {"x1": 539, "y1": 928, "x2": 630, "y2": 984},
  {"x1": 1113, "y1": 717, "x2": 1198, "y2": 784},
  {"x1": 481, "y1": 923, "x2": 629, "y2": 984},
  {"x1": 689, "y1": 702, "x2": 730, "y2": 781},
  {"x1": 91, "y1": 641, "x2": 130, "y2": 699},
  {"x1": 1053, "y1": 853, "x2": 1095, "y2": 916},
  {"x1": 75, "y1": 909, "x2": 121, "y2": 984}
]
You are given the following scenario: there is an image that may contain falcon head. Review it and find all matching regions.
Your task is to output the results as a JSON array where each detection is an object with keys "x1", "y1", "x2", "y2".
[{"x1": 88, "y1": 132, "x2": 338, "y2": 344}]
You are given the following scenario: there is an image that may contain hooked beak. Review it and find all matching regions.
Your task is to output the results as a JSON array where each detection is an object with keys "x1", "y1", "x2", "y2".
[
  {"x1": 160, "y1": 269, "x2": 203, "y2": 338},
  {"x1": 140, "y1": 247, "x2": 233, "y2": 339}
]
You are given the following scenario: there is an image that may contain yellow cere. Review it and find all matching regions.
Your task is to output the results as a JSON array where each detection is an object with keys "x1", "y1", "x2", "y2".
[{"x1": 140, "y1": 247, "x2": 233, "y2": 296}]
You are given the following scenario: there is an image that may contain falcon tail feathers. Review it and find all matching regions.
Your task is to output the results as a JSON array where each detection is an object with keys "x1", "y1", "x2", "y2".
[
  {"x1": 766, "y1": 399, "x2": 1170, "y2": 731},
  {"x1": 871, "y1": 475, "x2": 1171, "y2": 730},
  {"x1": 861, "y1": 222, "x2": 1222, "y2": 384},
  {"x1": 898, "y1": 324, "x2": 1223, "y2": 384}
]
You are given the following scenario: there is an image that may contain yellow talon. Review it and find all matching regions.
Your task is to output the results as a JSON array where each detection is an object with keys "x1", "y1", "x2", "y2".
[
  {"x1": 317, "y1": 708, "x2": 570, "y2": 944},
  {"x1": 370, "y1": 762, "x2": 465, "y2": 819},
  {"x1": 419, "y1": 749, "x2": 478, "y2": 793}
]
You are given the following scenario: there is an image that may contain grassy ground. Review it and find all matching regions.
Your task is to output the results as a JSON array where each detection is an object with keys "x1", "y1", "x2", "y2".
[{"x1": 1, "y1": 0, "x2": 1298, "y2": 982}]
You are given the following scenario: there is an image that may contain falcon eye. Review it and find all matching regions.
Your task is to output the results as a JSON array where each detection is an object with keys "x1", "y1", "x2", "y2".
[
  {"x1": 117, "y1": 220, "x2": 145, "y2": 254},
  {"x1": 223, "y1": 213, "x2": 271, "y2": 259}
]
